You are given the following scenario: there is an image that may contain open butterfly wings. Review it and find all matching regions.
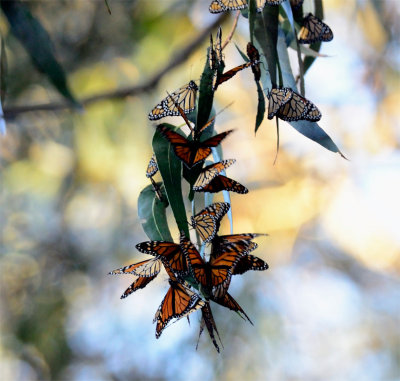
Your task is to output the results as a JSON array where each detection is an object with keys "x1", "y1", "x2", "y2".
[
  {"x1": 181, "y1": 233, "x2": 243, "y2": 298},
  {"x1": 190, "y1": 202, "x2": 230, "y2": 242},
  {"x1": 154, "y1": 279, "x2": 205, "y2": 338},
  {"x1": 135, "y1": 241, "x2": 189, "y2": 277},
  {"x1": 148, "y1": 81, "x2": 198, "y2": 120},
  {"x1": 109, "y1": 258, "x2": 162, "y2": 277},
  {"x1": 298, "y1": 13, "x2": 334, "y2": 44},
  {"x1": 156, "y1": 124, "x2": 233, "y2": 168}
]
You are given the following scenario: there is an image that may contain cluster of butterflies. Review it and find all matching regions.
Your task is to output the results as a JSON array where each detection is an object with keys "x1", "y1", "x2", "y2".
[{"x1": 110, "y1": 201, "x2": 269, "y2": 351}]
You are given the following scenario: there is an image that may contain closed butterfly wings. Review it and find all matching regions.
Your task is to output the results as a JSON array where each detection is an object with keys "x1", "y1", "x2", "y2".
[
  {"x1": 209, "y1": 0, "x2": 284, "y2": 13},
  {"x1": 156, "y1": 124, "x2": 233, "y2": 168},
  {"x1": 268, "y1": 87, "x2": 321, "y2": 122},
  {"x1": 191, "y1": 202, "x2": 230, "y2": 243},
  {"x1": 298, "y1": 13, "x2": 334, "y2": 44},
  {"x1": 146, "y1": 154, "x2": 159, "y2": 178},
  {"x1": 148, "y1": 81, "x2": 198, "y2": 120}
]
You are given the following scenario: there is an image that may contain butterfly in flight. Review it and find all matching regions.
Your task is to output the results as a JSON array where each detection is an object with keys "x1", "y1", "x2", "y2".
[
  {"x1": 148, "y1": 81, "x2": 198, "y2": 120},
  {"x1": 156, "y1": 124, "x2": 233, "y2": 168},
  {"x1": 298, "y1": 13, "x2": 334, "y2": 44},
  {"x1": 181, "y1": 232, "x2": 244, "y2": 298},
  {"x1": 190, "y1": 202, "x2": 230, "y2": 243}
]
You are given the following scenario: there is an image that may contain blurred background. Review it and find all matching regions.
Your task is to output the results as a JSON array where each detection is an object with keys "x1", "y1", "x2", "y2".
[{"x1": 1, "y1": 0, "x2": 399, "y2": 380}]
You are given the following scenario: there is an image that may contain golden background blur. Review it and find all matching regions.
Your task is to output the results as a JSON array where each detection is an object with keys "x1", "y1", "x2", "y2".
[{"x1": 1, "y1": 1, "x2": 399, "y2": 380}]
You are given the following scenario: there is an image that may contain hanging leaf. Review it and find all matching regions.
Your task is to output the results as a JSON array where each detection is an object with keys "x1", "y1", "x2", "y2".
[
  {"x1": 276, "y1": 27, "x2": 345, "y2": 157},
  {"x1": 153, "y1": 125, "x2": 190, "y2": 236},
  {"x1": 254, "y1": 80, "x2": 265, "y2": 133},
  {"x1": 138, "y1": 183, "x2": 172, "y2": 241},
  {"x1": 1, "y1": 1, "x2": 79, "y2": 106}
]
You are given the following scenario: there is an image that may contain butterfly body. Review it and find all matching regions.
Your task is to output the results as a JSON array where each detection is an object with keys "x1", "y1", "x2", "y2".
[
  {"x1": 148, "y1": 81, "x2": 198, "y2": 120},
  {"x1": 157, "y1": 124, "x2": 233, "y2": 168}
]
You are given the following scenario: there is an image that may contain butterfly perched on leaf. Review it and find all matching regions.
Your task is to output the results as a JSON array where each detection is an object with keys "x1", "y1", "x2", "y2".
[
  {"x1": 209, "y1": 27, "x2": 225, "y2": 91},
  {"x1": 267, "y1": 87, "x2": 321, "y2": 122},
  {"x1": 148, "y1": 81, "x2": 198, "y2": 120},
  {"x1": 135, "y1": 240, "x2": 189, "y2": 278},
  {"x1": 156, "y1": 124, "x2": 233, "y2": 168},
  {"x1": 298, "y1": 13, "x2": 334, "y2": 44},
  {"x1": 193, "y1": 159, "x2": 235, "y2": 190},
  {"x1": 211, "y1": 292, "x2": 253, "y2": 324},
  {"x1": 146, "y1": 154, "x2": 158, "y2": 178},
  {"x1": 181, "y1": 232, "x2": 243, "y2": 298},
  {"x1": 267, "y1": 88, "x2": 293, "y2": 119},
  {"x1": 154, "y1": 277, "x2": 205, "y2": 338},
  {"x1": 190, "y1": 202, "x2": 230, "y2": 243}
]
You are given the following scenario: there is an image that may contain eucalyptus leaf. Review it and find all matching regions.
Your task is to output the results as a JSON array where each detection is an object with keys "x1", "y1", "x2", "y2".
[
  {"x1": 138, "y1": 183, "x2": 172, "y2": 241},
  {"x1": 153, "y1": 125, "x2": 190, "y2": 236},
  {"x1": 255, "y1": 80, "x2": 265, "y2": 133},
  {"x1": 1, "y1": 1, "x2": 79, "y2": 106}
]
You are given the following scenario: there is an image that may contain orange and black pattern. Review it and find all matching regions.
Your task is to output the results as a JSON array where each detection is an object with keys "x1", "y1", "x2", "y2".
[
  {"x1": 193, "y1": 159, "x2": 236, "y2": 191},
  {"x1": 157, "y1": 124, "x2": 233, "y2": 168}
]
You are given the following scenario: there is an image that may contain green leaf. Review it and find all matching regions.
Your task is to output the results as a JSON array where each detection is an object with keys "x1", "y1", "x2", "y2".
[
  {"x1": 248, "y1": 0, "x2": 257, "y2": 43},
  {"x1": 1, "y1": 1, "x2": 79, "y2": 106},
  {"x1": 196, "y1": 47, "x2": 214, "y2": 131},
  {"x1": 138, "y1": 183, "x2": 172, "y2": 241},
  {"x1": 276, "y1": 27, "x2": 345, "y2": 157},
  {"x1": 104, "y1": 0, "x2": 112, "y2": 15},
  {"x1": 153, "y1": 125, "x2": 190, "y2": 236},
  {"x1": 254, "y1": 5, "x2": 279, "y2": 86},
  {"x1": 255, "y1": 80, "x2": 265, "y2": 133}
]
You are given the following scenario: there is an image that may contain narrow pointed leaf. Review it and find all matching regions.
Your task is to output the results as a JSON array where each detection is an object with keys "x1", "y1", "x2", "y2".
[
  {"x1": 255, "y1": 80, "x2": 265, "y2": 133},
  {"x1": 1, "y1": 1, "x2": 79, "y2": 106},
  {"x1": 153, "y1": 125, "x2": 189, "y2": 236},
  {"x1": 138, "y1": 183, "x2": 172, "y2": 241}
]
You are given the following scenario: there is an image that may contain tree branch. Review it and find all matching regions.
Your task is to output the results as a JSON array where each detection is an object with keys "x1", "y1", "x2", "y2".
[{"x1": 4, "y1": 13, "x2": 228, "y2": 119}]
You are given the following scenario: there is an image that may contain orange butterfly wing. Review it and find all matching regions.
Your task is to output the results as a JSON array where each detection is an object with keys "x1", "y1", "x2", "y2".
[
  {"x1": 199, "y1": 175, "x2": 248, "y2": 194},
  {"x1": 233, "y1": 254, "x2": 269, "y2": 275},
  {"x1": 120, "y1": 275, "x2": 158, "y2": 299}
]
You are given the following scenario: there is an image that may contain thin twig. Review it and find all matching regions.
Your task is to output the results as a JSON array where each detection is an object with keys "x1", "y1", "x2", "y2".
[
  {"x1": 4, "y1": 13, "x2": 228, "y2": 119},
  {"x1": 221, "y1": 11, "x2": 240, "y2": 51}
]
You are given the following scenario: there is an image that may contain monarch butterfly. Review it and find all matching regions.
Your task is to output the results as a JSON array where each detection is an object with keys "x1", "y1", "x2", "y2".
[
  {"x1": 109, "y1": 258, "x2": 162, "y2": 277},
  {"x1": 197, "y1": 302, "x2": 223, "y2": 352},
  {"x1": 154, "y1": 278, "x2": 205, "y2": 338},
  {"x1": 181, "y1": 233, "x2": 243, "y2": 298},
  {"x1": 209, "y1": 27, "x2": 226, "y2": 91},
  {"x1": 214, "y1": 62, "x2": 252, "y2": 88},
  {"x1": 211, "y1": 234, "x2": 262, "y2": 258},
  {"x1": 289, "y1": 0, "x2": 304, "y2": 10},
  {"x1": 211, "y1": 292, "x2": 253, "y2": 324},
  {"x1": 135, "y1": 240, "x2": 189, "y2": 278},
  {"x1": 267, "y1": 87, "x2": 293, "y2": 119},
  {"x1": 190, "y1": 202, "x2": 230, "y2": 243},
  {"x1": 298, "y1": 13, "x2": 334, "y2": 44},
  {"x1": 156, "y1": 124, "x2": 233, "y2": 169},
  {"x1": 146, "y1": 154, "x2": 158, "y2": 178},
  {"x1": 120, "y1": 275, "x2": 158, "y2": 299},
  {"x1": 195, "y1": 174, "x2": 249, "y2": 194},
  {"x1": 276, "y1": 91, "x2": 321, "y2": 122},
  {"x1": 148, "y1": 81, "x2": 198, "y2": 120},
  {"x1": 233, "y1": 254, "x2": 269, "y2": 275},
  {"x1": 209, "y1": 0, "x2": 247, "y2": 13},
  {"x1": 193, "y1": 159, "x2": 236, "y2": 190}
]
